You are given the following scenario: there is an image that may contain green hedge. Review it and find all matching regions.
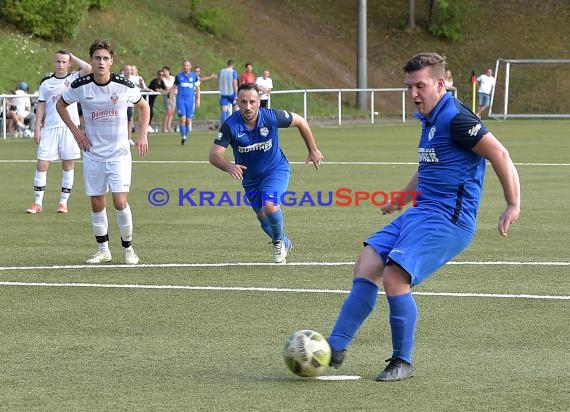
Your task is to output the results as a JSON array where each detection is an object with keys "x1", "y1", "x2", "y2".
[{"x1": 0, "y1": 0, "x2": 108, "y2": 40}]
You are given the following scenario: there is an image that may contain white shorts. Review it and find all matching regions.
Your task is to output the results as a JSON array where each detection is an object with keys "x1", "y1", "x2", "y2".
[
  {"x1": 37, "y1": 126, "x2": 81, "y2": 161},
  {"x1": 83, "y1": 155, "x2": 132, "y2": 196}
]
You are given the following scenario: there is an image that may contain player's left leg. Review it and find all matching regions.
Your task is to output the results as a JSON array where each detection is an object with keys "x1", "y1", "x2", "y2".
[
  {"x1": 109, "y1": 157, "x2": 138, "y2": 264},
  {"x1": 27, "y1": 159, "x2": 49, "y2": 214},
  {"x1": 177, "y1": 99, "x2": 189, "y2": 145},
  {"x1": 375, "y1": 210, "x2": 474, "y2": 381},
  {"x1": 260, "y1": 168, "x2": 291, "y2": 263}
]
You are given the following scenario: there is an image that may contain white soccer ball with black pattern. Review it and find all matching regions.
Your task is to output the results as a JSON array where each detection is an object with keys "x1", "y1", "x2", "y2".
[{"x1": 283, "y1": 329, "x2": 331, "y2": 377}]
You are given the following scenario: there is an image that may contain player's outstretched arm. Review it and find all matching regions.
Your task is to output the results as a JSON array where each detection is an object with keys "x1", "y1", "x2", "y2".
[
  {"x1": 472, "y1": 132, "x2": 521, "y2": 236},
  {"x1": 289, "y1": 112, "x2": 324, "y2": 170}
]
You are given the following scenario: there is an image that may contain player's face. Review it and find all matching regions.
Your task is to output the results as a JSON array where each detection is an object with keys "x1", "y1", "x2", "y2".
[
  {"x1": 91, "y1": 49, "x2": 113, "y2": 80},
  {"x1": 183, "y1": 61, "x2": 192, "y2": 73},
  {"x1": 405, "y1": 67, "x2": 445, "y2": 116},
  {"x1": 54, "y1": 53, "x2": 71, "y2": 76},
  {"x1": 237, "y1": 89, "x2": 260, "y2": 122}
]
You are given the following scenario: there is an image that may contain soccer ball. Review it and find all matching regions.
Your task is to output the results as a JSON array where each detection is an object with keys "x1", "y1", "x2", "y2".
[{"x1": 283, "y1": 329, "x2": 331, "y2": 377}]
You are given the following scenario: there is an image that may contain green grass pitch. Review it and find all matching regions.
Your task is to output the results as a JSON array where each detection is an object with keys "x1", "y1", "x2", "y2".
[{"x1": 0, "y1": 120, "x2": 568, "y2": 411}]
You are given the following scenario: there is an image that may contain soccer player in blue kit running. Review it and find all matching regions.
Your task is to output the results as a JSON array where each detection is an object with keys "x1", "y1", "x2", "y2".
[
  {"x1": 326, "y1": 53, "x2": 521, "y2": 381},
  {"x1": 172, "y1": 60, "x2": 200, "y2": 146},
  {"x1": 209, "y1": 82, "x2": 324, "y2": 264}
]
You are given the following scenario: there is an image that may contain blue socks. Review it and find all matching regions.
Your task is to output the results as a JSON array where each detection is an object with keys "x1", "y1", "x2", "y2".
[
  {"x1": 257, "y1": 215, "x2": 272, "y2": 239},
  {"x1": 265, "y1": 209, "x2": 284, "y2": 242},
  {"x1": 328, "y1": 277, "x2": 379, "y2": 351},
  {"x1": 328, "y1": 279, "x2": 417, "y2": 364},
  {"x1": 387, "y1": 292, "x2": 417, "y2": 363},
  {"x1": 179, "y1": 124, "x2": 187, "y2": 138}
]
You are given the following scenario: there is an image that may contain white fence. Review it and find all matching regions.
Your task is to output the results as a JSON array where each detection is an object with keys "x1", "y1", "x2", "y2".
[{"x1": 1, "y1": 87, "x2": 411, "y2": 139}]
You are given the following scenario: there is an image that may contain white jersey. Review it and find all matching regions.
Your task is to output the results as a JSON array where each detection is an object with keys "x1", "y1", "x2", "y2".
[
  {"x1": 38, "y1": 71, "x2": 81, "y2": 129},
  {"x1": 61, "y1": 73, "x2": 142, "y2": 161},
  {"x1": 13, "y1": 89, "x2": 32, "y2": 118},
  {"x1": 255, "y1": 76, "x2": 273, "y2": 101}
]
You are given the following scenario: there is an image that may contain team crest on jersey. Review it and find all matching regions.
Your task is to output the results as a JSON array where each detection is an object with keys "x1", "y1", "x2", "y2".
[
  {"x1": 428, "y1": 126, "x2": 436, "y2": 141},
  {"x1": 260, "y1": 127, "x2": 269, "y2": 137},
  {"x1": 111, "y1": 92, "x2": 119, "y2": 104}
]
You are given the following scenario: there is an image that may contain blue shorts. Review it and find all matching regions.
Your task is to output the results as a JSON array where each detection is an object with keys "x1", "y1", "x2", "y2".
[
  {"x1": 220, "y1": 94, "x2": 236, "y2": 107},
  {"x1": 176, "y1": 97, "x2": 195, "y2": 118},
  {"x1": 364, "y1": 207, "x2": 474, "y2": 287},
  {"x1": 242, "y1": 165, "x2": 290, "y2": 213},
  {"x1": 478, "y1": 92, "x2": 491, "y2": 107}
]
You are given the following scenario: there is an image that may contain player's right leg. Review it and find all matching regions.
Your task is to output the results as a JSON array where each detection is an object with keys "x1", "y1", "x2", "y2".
[
  {"x1": 27, "y1": 130, "x2": 58, "y2": 214},
  {"x1": 58, "y1": 126, "x2": 81, "y2": 214},
  {"x1": 84, "y1": 157, "x2": 112, "y2": 264},
  {"x1": 26, "y1": 160, "x2": 48, "y2": 214},
  {"x1": 328, "y1": 246, "x2": 384, "y2": 368}
]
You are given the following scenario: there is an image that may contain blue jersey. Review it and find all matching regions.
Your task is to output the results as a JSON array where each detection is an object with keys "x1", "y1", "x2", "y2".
[
  {"x1": 213, "y1": 108, "x2": 293, "y2": 180},
  {"x1": 414, "y1": 92, "x2": 488, "y2": 232},
  {"x1": 174, "y1": 71, "x2": 198, "y2": 99}
]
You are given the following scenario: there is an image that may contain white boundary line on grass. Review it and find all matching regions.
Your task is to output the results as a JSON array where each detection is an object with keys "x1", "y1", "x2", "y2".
[
  {"x1": 1, "y1": 160, "x2": 569, "y2": 166},
  {"x1": 0, "y1": 281, "x2": 568, "y2": 300},
  {"x1": 0, "y1": 260, "x2": 569, "y2": 271}
]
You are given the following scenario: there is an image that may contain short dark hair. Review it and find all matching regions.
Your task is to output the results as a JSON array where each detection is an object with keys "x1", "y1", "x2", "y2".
[
  {"x1": 403, "y1": 53, "x2": 447, "y2": 78},
  {"x1": 89, "y1": 39, "x2": 113, "y2": 58},
  {"x1": 238, "y1": 82, "x2": 260, "y2": 94}
]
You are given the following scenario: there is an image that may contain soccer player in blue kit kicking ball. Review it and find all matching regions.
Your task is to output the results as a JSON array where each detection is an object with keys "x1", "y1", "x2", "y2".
[
  {"x1": 326, "y1": 53, "x2": 521, "y2": 381},
  {"x1": 209, "y1": 82, "x2": 324, "y2": 264}
]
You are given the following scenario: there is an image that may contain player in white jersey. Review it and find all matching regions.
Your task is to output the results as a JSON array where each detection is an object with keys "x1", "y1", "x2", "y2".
[
  {"x1": 56, "y1": 39, "x2": 150, "y2": 265},
  {"x1": 26, "y1": 49, "x2": 92, "y2": 215}
]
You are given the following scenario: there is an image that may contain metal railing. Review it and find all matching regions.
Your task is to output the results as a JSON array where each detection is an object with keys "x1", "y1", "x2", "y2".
[{"x1": 1, "y1": 87, "x2": 411, "y2": 139}]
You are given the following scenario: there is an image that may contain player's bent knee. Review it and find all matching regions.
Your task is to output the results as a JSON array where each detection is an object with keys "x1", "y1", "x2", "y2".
[
  {"x1": 382, "y1": 264, "x2": 412, "y2": 295},
  {"x1": 353, "y1": 246, "x2": 384, "y2": 282}
]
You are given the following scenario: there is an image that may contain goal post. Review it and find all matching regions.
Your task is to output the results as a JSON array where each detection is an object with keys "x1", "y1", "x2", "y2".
[{"x1": 489, "y1": 58, "x2": 570, "y2": 119}]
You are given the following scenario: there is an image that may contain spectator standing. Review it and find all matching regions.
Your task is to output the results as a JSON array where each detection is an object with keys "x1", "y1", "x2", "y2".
[
  {"x1": 326, "y1": 53, "x2": 520, "y2": 382},
  {"x1": 476, "y1": 68, "x2": 496, "y2": 118},
  {"x1": 239, "y1": 62, "x2": 256, "y2": 85},
  {"x1": 130, "y1": 65, "x2": 154, "y2": 132},
  {"x1": 172, "y1": 60, "x2": 200, "y2": 146},
  {"x1": 444, "y1": 69, "x2": 456, "y2": 93},
  {"x1": 256, "y1": 70, "x2": 273, "y2": 108},
  {"x1": 148, "y1": 70, "x2": 166, "y2": 131},
  {"x1": 56, "y1": 39, "x2": 150, "y2": 265},
  {"x1": 26, "y1": 49, "x2": 92, "y2": 215},
  {"x1": 161, "y1": 66, "x2": 176, "y2": 132},
  {"x1": 122, "y1": 64, "x2": 136, "y2": 145},
  {"x1": 209, "y1": 83, "x2": 324, "y2": 264},
  {"x1": 194, "y1": 66, "x2": 217, "y2": 88},
  {"x1": 218, "y1": 59, "x2": 238, "y2": 125}
]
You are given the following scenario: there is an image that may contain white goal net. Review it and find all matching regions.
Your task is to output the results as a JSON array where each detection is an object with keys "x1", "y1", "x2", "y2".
[{"x1": 489, "y1": 59, "x2": 570, "y2": 119}]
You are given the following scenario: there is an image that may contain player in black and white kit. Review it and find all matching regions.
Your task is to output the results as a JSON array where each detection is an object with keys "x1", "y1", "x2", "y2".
[
  {"x1": 26, "y1": 49, "x2": 92, "y2": 215},
  {"x1": 56, "y1": 39, "x2": 150, "y2": 265}
]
